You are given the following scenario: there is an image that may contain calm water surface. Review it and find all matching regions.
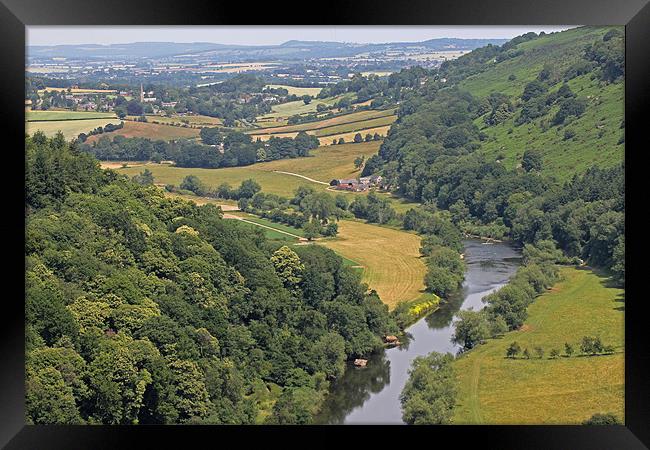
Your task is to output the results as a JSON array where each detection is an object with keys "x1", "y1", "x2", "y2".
[{"x1": 315, "y1": 239, "x2": 522, "y2": 424}]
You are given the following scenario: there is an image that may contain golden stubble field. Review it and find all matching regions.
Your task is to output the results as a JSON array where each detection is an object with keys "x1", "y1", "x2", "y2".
[{"x1": 320, "y1": 220, "x2": 428, "y2": 309}]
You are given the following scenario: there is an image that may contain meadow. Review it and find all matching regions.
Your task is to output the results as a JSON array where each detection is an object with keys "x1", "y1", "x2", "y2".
[
  {"x1": 248, "y1": 108, "x2": 396, "y2": 135},
  {"x1": 118, "y1": 141, "x2": 383, "y2": 195},
  {"x1": 26, "y1": 110, "x2": 117, "y2": 121},
  {"x1": 475, "y1": 76, "x2": 624, "y2": 181},
  {"x1": 86, "y1": 121, "x2": 201, "y2": 142},
  {"x1": 265, "y1": 84, "x2": 323, "y2": 97},
  {"x1": 453, "y1": 266, "x2": 624, "y2": 424},
  {"x1": 320, "y1": 219, "x2": 428, "y2": 309},
  {"x1": 258, "y1": 93, "x2": 355, "y2": 119},
  {"x1": 455, "y1": 26, "x2": 623, "y2": 181},
  {"x1": 26, "y1": 117, "x2": 122, "y2": 139},
  {"x1": 131, "y1": 114, "x2": 223, "y2": 127}
]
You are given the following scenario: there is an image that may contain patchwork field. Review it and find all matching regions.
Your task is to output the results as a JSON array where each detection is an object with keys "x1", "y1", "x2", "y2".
[
  {"x1": 249, "y1": 109, "x2": 396, "y2": 135},
  {"x1": 252, "y1": 126, "x2": 391, "y2": 146},
  {"x1": 259, "y1": 94, "x2": 355, "y2": 119},
  {"x1": 453, "y1": 267, "x2": 624, "y2": 424},
  {"x1": 86, "y1": 121, "x2": 201, "y2": 142},
  {"x1": 320, "y1": 219, "x2": 427, "y2": 309}
]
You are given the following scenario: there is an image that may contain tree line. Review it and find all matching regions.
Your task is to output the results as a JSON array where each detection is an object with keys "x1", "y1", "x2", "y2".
[{"x1": 78, "y1": 129, "x2": 320, "y2": 169}]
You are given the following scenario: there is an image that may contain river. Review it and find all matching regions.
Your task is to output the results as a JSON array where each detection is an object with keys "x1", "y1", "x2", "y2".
[{"x1": 314, "y1": 239, "x2": 522, "y2": 424}]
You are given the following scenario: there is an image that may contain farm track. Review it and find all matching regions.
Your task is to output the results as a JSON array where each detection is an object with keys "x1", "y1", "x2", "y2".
[
  {"x1": 272, "y1": 170, "x2": 329, "y2": 185},
  {"x1": 223, "y1": 213, "x2": 306, "y2": 240}
]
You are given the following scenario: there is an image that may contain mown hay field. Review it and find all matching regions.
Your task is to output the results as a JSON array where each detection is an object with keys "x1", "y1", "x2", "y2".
[
  {"x1": 26, "y1": 118, "x2": 122, "y2": 139},
  {"x1": 86, "y1": 121, "x2": 200, "y2": 143},
  {"x1": 320, "y1": 219, "x2": 428, "y2": 309},
  {"x1": 248, "y1": 108, "x2": 396, "y2": 135},
  {"x1": 453, "y1": 267, "x2": 624, "y2": 424}
]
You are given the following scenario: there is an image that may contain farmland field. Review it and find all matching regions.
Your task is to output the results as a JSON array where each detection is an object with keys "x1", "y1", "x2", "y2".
[
  {"x1": 248, "y1": 108, "x2": 396, "y2": 135},
  {"x1": 86, "y1": 121, "x2": 201, "y2": 142},
  {"x1": 320, "y1": 219, "x2": 428, "y2": 309},
  {"x1": 117, "y1": 141, "x2": 383, "y2": 196},
  {"x1": 27, "y1": 110, "x2": 117, "y2": 121},
  {"x1": 134, "y1": 114, "x2": 223, "y2": 127},
  {"x1": 259, "y1": 93, "x2": 355, "y2": 119},
  {"x1": 453, "y1": 267, "x2": 624, "y2": 424},
  {"x1": 26, "y1": 118, "x2": 123, "y2": 139},
  {"x1": 250, "y1": 126, "x2": 391, "y2": 145},
  {"x1": 265, "y1": 84, "x2": 322, "y2": 97}
]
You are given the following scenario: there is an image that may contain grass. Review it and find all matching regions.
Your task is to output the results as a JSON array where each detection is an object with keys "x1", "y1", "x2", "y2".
[
  {"x1": 234, "y1": 220, "x2": 298, "y2": 243},
  {"x1": 133, "y1": 115, "x2": 223, "y2": 127},
  {"x1": 229, "y1": 212, "x2": 306, "y2": 238},
  {"x1": 453, "y1": 25, "x2": 624, "y2": 181},
  {"x1": 320, "y1": 219, "x2": 428, "y2": 309},
  {"x1": 475, "y1": 76, "x2": 624, "y2": 181},
  {"x1": 250, "y1": 126, "x2": 391, "y2": 146},
  {"x1": 26, "y1": 110, "x2": 117, "y2": 121},
  {"x1": 265, "y1": 84, "x2": 323, "y2": 97},
  {"x1": 259, "y1": 94, "x2": 355, "y2": 119},
  {"x1": 26, "y1": 118, "x2": 123, "y2": 139},
  {"x1": 86, "y1": 121, "x2": 200, "y2": 142},
  {"x1": 117, "y1": 141, "x2": 383, "y2": 196},
  {"x1": 248, "y1": 109, "x2": 396, "y2": 135},
  {"x1": 453, "y1": 266, "x2": 624, "y2": 424}
]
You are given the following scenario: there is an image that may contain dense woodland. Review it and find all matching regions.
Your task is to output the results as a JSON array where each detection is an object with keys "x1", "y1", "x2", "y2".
[{"x1": 25, "y1": 132, "x2": 397, "y2": 424}]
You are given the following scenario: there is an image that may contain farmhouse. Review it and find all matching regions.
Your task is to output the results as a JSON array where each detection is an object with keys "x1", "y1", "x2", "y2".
[
  {"x1": 330, "y1": 178, "x2": 367, "y2": 192},
  {"x1": 331, "y1": 174, "x2": 384, "y2": 192}
]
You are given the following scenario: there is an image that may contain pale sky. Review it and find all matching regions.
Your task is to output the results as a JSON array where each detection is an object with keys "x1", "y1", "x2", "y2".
[{"x1": 27, "y1": 26, "x2": 575, "y2": 46}]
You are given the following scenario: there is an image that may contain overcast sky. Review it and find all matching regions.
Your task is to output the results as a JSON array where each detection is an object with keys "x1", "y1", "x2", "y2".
[{"x1": 27, "y1": 26, "x2": 575, "y2": 46}]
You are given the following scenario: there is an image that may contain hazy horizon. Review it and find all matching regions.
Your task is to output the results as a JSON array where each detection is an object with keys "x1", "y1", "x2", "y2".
[{"x1": 27, "y1": 25, "x2": 575, "y2": 47}]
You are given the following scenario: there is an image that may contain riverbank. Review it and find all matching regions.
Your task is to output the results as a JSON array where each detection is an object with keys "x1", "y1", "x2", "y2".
[
  {"x1": 314, "y1": 240, "x2": 521, "y2": 424},
  {"x1": 452, "y1": 266, "x2": 624, "y2": 424}
]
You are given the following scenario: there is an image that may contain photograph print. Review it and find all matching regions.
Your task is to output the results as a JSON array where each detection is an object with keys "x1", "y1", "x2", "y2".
[{"x1": 24, "y1": 24, "x2": 625, "y2": 426}]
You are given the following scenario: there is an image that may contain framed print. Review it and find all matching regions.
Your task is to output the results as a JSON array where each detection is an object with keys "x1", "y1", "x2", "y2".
[{"x1": 1, "y1": 0, "x2": 648, "y2": 448}]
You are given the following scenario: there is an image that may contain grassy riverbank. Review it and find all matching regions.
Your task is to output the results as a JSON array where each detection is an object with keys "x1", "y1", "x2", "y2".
[{"x1": 453, "y1": 266, "x2": 624, "y2": 424}]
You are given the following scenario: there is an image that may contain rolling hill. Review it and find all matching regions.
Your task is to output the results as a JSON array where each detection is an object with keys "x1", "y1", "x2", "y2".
[{"x1": 455, "y1": 26, "x2": 624, "y2": 180}]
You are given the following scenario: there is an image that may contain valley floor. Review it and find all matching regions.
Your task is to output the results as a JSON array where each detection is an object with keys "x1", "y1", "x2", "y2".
[{"x1": 453, "y1": 266, "x2": 624, "y2": 424}]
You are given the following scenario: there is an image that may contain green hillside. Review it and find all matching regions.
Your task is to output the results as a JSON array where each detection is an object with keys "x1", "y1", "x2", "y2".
[{"x1": 457, "y1": 26, "x2": 624, "y2": 181}]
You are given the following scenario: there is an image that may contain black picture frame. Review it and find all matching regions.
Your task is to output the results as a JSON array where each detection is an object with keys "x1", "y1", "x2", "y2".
[{"x1": 2, "y1": 0, "x2": 648, "y2": 448}]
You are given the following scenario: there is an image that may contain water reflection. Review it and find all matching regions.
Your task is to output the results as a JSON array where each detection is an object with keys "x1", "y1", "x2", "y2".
[
  {"x1": 314, "y1": 240, "x2": 522, "y2": 424},
  {"x1": 314, "y1": 352, "x2": 391, "y2": 424}
]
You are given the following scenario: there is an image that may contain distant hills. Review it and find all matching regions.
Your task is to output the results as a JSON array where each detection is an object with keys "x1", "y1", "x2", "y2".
[{"x1": 27, "y1": 38, "x2": 508, "y2": 62}]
